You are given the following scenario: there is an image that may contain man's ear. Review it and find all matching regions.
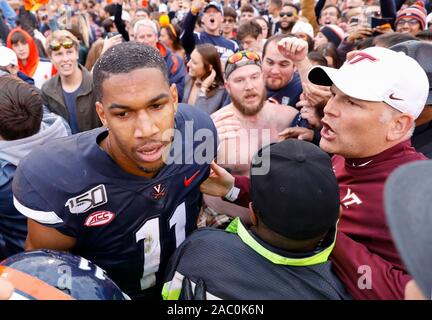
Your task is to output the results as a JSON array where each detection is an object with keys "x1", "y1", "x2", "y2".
[
  {"x1": 224, "y1": 81, "x2": 231, "y2": 95},
  {"x1": 170, "y1": 83, "x2": 178, "y2": 112},
  {"x1": 248, "y1": 202, "x2": 258, "y2": 226},
  {"x1": 96, "y1": 101, "x2": 108, "y2": 128},
  {"x1": 388, "y1": 113, "x2": 414, "y2": 142}
]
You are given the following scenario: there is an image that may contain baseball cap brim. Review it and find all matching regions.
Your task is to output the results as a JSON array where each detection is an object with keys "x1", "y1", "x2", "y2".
[
  {"x1": 384, "y1": 160, "x2": 432, "y2": 298},
  {"x1": 308, "y1": 66, "x2": 383, "y2": 103},
  {"x1": 204, "y1": 3, "x2": 223, "y2": 14}
]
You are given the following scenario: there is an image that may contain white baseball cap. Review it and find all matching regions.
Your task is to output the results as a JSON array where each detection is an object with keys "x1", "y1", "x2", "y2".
[
  {"x1": 308, "y1": 46, "x2": 429, "y2": 119},
  {"x1": 109, "y1": 11, "x2": 131, "y2": 23},
  {"x1": 159, "y1": 3, "x2": 168, "y2": 13},
  {"x1": 0, "y1": 46, "x2": 18, "y2": 67},
  {"x1": 291, "y1": 21, "x2": 314, "y2": 39}
]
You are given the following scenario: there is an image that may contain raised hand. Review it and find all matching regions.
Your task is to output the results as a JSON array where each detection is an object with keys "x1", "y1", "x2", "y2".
[
  {"x1": 211, "y1": 110, "x2": 241, "y2": 141},
  {"x1": 277, "y1": 37, "x2": 309, "y2": 64}
]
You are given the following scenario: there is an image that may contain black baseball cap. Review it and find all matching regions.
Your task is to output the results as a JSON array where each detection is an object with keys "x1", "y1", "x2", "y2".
[{"x1": 250, "y1": 139, "x2": 340, "y2": 241}]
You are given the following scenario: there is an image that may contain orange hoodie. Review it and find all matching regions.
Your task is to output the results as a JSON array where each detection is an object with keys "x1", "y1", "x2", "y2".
[{"x1": 7, "y1": 28, "x2": 41, "y2": 77}]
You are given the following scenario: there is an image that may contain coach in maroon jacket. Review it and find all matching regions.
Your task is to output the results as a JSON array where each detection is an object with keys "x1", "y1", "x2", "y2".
[{"x1": 201, "y1": 46, "x2": 429, "y2": 299}]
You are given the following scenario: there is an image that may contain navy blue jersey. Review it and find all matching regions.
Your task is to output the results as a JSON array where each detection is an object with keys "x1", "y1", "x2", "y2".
[
  {"x1": 12, "y1": 104, "x2": 218, "y2": 299},
  {"x1": 181, "y1": 11, "x2": 238, "y2": 57},
  {"x1": 267, "y1": 72, "x2": 303, "y2": 108}
]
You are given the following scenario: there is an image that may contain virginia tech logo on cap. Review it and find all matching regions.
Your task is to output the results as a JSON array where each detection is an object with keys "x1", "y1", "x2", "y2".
[{"x1": 348, "y1": 52, "x2": 379, "y2": 64}]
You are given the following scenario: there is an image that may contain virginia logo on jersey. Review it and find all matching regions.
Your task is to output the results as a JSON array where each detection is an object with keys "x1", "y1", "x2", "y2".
[
  {"x1": 152, "y1": 184, "x2": 166, "y2": 200},
  {"x1": 65, "y1": 185, "x2": 108, "y2": 214}
]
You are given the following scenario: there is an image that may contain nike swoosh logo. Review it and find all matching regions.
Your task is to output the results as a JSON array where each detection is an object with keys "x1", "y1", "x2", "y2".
[
  {"x1": 184, "y1": 170, "x2": 200, "y2": 187},
  {"x1": 389, "y1": 93, "x2": 403, "y2": 101},
  {"x1": 352, "y1": 160, "x2": 373, "y2": 167}
]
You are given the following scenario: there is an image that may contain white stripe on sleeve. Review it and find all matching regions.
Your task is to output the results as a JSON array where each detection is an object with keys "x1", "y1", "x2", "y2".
[{"x1": 13, "y1": 196, "x2": 64, "y2": 224}]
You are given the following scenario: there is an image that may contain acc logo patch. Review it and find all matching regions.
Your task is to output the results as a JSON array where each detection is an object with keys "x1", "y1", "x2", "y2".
[
  {"x1": 66, "y1": 185, "x2": 108, "y2": 214},
  {"x1": 84, "y1": 211, "x2": 115, "y2": 227}
]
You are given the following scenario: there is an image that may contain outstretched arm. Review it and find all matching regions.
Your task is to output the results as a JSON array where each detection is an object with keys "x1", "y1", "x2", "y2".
[{"x1": 200, "y1": 162, "x2": 251, "y2": 208}]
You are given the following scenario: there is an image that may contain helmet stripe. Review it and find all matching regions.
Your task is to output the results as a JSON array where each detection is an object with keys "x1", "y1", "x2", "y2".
[{"x1": 0, "y1": 266, "x2": 75, "y2": 300}]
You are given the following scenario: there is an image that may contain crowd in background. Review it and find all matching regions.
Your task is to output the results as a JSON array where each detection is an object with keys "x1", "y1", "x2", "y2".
[{"x1": 1, "y1": 0, "x2": 432, "y2": 300}]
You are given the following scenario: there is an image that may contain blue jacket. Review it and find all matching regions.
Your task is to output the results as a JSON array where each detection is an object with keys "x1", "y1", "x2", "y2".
[
  {"x1": 158, "y1": 42, "x2": 186, "y2": 102},
  {"x1": 180, "y1": 11, "x2": 238, "y2": 57}
]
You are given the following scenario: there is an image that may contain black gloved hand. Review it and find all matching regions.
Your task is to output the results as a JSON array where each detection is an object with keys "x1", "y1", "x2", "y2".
[{"x1": 179, "y1": 276, "x2": 207, "y2": 300}]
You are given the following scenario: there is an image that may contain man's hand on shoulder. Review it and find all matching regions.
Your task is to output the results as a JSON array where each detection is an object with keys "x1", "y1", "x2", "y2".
[
  {"x1": 211, "y1": 109, "x2": 241, "y2": 141},
  {"x1": 200, "y1": 161, "x2": 235, "y2": 198}
]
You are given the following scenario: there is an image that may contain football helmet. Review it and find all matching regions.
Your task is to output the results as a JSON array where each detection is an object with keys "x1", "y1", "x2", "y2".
[{"x1": 0, "y1": 249, "x2": 129, "y2": 300}]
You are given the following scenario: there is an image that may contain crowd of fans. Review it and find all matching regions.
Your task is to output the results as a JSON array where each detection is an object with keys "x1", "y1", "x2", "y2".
[{"x1": 1, "y1": 0, "x2": 432, "y2": 300}]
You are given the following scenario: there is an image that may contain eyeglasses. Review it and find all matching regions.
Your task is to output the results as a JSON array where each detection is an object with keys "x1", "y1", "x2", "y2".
[
  {"x1": 397, "y1": 18, "x2": 420, "y2": 26},
  {"x1": 279, "y1": 12, "x2": 294, "y2": 18},
  {"x1": 49, "y1": 40, "x2": 74, "y2": 51},
  {"x1": 223, "y1": 18, "x2": 236, "y2": 24},
  {"x1": 227, "y1": 51, "x2": 260, "y2": 65}
]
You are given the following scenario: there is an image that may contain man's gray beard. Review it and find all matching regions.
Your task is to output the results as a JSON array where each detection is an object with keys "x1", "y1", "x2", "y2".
[{"x1": 231, "y1": 89, "x2": 266, "y2": 116}]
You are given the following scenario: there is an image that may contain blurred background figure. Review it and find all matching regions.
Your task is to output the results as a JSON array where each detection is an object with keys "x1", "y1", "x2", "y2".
[{"x1": 183, "y1": 43, "x2": 227, "y2": 114}]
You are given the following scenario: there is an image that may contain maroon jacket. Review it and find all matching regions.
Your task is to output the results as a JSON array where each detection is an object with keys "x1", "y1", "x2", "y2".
[{"x1": 229, "y1": 140, "x2": 426, "y2": 299}]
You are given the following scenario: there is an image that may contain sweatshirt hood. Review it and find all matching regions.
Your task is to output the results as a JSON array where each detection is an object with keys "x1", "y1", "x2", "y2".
[{"x1": 0, "y1": 110, "x2": 70, "y2": 166}]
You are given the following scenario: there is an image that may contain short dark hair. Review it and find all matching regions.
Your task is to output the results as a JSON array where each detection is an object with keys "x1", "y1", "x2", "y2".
[
  {"x1": 416, "y1": 30, "x2": 432, "y2": 42},
  {"x1": 316, "y1": 43, "x2": 342, "y2": 68},
  {"x1": 0, "y1": 75, "x2": 43, "y2": 140},
  {"x1": 240, "y1": 4, "x2": 255, "y2": 14},
  {"x1": 373, "y1": 32, "x2": 418, "y2": 48},
  {"x1": 10, "y1": 30, "x2": 27, "y2": 45},
  {"x1": 237, "y1": 20, "x2": 262, "y2": 42},
  {"x1": 283, "y1": 3, "x2": 299, "y2": 14},
  {"x1": 307, "y1": 51, "x2": 328, "y2": 66},
  {"x1": 93, "y1": 42, "x2": 169, "y2": 101},
  {"x1": 104, "y1": 4, "x2": 117, "y2": 16},
  {"x1": 270, "y1": 0, "x2": 283, "y2": 9},
  {"x1": 262, "y1": 33, "x2": 295, "y2": 58},
  {"x1": 102, "y1": 18, "x2": 115, "y2": 33},
  {"x1": 321, "y1": 4, "x2": 341, "y2": 18},
  {"x1": 223, "y1": 6, "x2": 237, "y2": 19}
]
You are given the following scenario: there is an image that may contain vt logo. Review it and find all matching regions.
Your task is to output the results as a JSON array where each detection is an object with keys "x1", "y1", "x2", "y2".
[{"x1": 342, "y1": 188, "x2": 362, "y2": 208}]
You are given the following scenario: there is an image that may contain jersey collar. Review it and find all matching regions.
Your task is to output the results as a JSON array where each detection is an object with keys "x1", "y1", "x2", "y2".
[{"x1": 226, "y1": 218, "x2": 336, "y2": 267}]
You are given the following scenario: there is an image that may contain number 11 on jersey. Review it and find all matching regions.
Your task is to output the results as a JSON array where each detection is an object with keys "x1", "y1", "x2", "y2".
[{"x1": 135, "y1": 202, "x2": 186, "y2": 290}]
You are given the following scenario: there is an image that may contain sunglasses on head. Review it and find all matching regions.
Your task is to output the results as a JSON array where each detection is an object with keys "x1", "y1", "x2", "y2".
[
  {"x1": 49, "y1": 40, "x2": 74, "y2": 51},
  {"x1": 279, "y1": 12, "x2": 294, "y2": 17},
  {"x1": 227, "y1": 51, "x2": 260, "y2": 65}
]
